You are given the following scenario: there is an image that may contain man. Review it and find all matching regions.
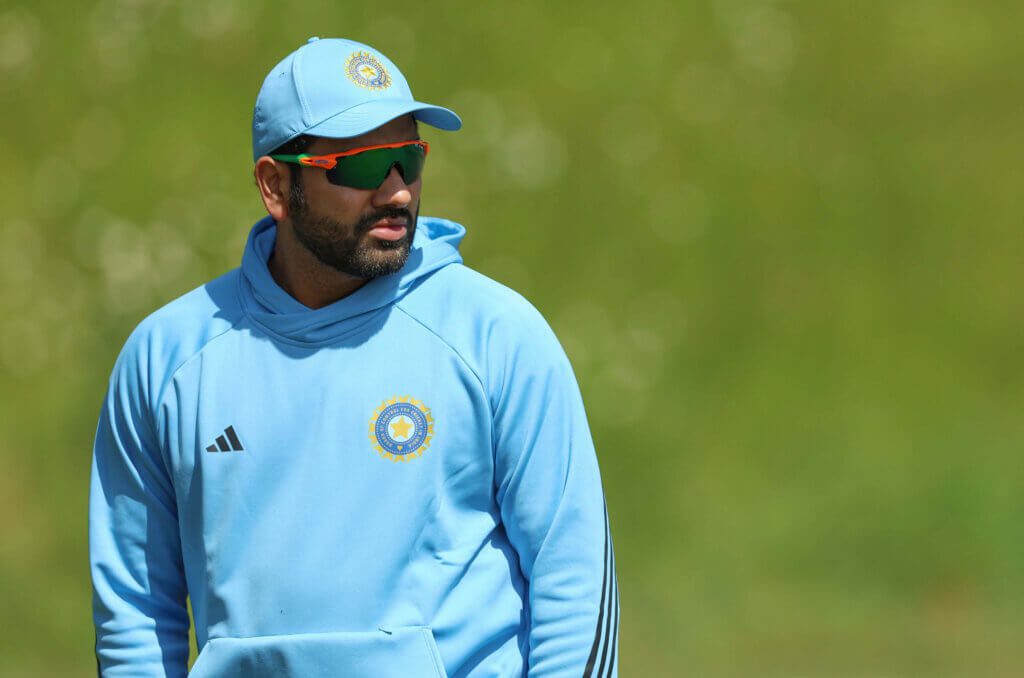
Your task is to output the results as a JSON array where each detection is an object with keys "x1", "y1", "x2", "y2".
[{"x1": 90, "y1": 37, "x2": 619, "y2": 677}]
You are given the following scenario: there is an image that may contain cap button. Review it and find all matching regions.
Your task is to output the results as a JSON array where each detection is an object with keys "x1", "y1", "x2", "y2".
[{"x1": 307, "y1": 36, "x2": 320, "y2": 43}]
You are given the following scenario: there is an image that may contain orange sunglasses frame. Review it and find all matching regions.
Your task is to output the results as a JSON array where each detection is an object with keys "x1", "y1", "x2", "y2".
[{"x1": 279, "y1": 140, "x2": 430, "y2": 170}]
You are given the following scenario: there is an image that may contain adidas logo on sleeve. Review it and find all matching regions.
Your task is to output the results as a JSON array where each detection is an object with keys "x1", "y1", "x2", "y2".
[{"x1": 205, "y1": 425, "x2": 244, "y2": 452}]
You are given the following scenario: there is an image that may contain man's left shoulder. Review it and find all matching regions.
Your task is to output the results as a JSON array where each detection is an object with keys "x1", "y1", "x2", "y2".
[
  {"x1": 399, "y1": 264, "x2": 576, "y2": 394},
  {"x1": 403, "y1": 263, "x2": 553, "y2": 338}
]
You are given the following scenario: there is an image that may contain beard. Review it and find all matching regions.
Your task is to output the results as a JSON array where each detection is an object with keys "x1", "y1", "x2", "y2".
[{"x1": 288, "y1": 179, "x2": 417, "y2": 280}]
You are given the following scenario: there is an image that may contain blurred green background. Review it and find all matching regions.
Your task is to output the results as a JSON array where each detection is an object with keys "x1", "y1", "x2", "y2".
[{"x1": 1, "y1": 0, "x2": 1022, "y2": 675}]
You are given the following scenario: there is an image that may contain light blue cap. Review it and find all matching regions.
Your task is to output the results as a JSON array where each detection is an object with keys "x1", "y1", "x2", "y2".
[{"x1": 252, "y1": 37, "x2": 462, "y2": 161}]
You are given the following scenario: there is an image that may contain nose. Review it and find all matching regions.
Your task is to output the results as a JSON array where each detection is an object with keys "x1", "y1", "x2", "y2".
[{"x1": 372, "y1": 165, "x2": 413, "y2": 208}]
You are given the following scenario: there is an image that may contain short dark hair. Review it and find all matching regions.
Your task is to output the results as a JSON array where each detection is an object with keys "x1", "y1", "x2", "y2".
[
  {"x1": 271, "y1": 134, "x2": 314, "y2": 157},
  {"x1": 270, "y1": 135, "x2": 315, "y2": 196}
]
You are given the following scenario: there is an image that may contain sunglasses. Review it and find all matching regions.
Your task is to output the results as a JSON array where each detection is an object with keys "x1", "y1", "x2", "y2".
[{"x1": 271, "y1": 140, "x2": 429, "y2": 190}]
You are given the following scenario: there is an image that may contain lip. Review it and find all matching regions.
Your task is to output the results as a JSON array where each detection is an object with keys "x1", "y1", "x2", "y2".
[{"x1": 367, "y1": 218, "x2": 408, "y2": 241}]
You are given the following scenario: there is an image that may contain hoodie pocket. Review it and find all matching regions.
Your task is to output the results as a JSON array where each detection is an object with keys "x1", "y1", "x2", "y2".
[{"x1": 188, "y1": 626, "x2": 447, "y2": 678}]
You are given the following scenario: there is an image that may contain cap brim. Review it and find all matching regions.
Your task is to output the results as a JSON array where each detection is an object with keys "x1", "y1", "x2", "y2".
[{"x1": 304, "y1": 98, "x2": 462, "y2": 140}]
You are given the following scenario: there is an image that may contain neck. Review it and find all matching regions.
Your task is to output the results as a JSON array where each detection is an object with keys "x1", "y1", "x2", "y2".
[{"x1": 268, "y1": 221, "x2": 366, "y2": 309}]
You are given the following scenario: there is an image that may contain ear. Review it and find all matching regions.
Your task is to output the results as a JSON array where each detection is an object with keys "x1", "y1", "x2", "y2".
[{"x1": 254, "y1": 157, "x2": 293, "y2": 221}]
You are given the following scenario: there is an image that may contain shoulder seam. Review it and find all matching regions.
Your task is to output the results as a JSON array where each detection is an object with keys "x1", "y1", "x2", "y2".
[
  {"x1": 151, "y1": 316, "x2": 242, "y2": 431},
  {"x1": 393, "y1": 303, "x2": 489, "y2": 403}
]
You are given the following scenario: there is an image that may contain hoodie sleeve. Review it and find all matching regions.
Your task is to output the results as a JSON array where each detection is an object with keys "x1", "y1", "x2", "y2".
[
  {"x1": 489, "y1": 304, "x2": 619, "y2": 678},
  {"x1": 89, "y1": 329, "x2": 190, "y2": 677}
]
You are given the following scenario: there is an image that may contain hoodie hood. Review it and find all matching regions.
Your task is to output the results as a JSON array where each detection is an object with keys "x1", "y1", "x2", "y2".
[{"x1": 238, "y1": 215, "x2": 464, "y2": 344}]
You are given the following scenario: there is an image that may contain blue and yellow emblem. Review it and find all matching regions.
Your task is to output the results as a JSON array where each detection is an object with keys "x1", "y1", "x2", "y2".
[
  {"x1": 345, "y1": 51, "x2": 391, "y2": 90},
  {"x1": 369, "y1": 396, "x2": 434, "y2": 462}
]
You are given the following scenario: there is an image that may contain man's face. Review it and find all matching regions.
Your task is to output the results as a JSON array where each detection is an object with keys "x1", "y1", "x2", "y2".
[{"x1": 286, "y1": 115, "x2": 422, "y2": 279}]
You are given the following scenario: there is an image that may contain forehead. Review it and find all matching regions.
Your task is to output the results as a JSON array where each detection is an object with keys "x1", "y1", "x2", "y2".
[{"x1": 310, "y1": 115, "x2": 419, "y2": 154}]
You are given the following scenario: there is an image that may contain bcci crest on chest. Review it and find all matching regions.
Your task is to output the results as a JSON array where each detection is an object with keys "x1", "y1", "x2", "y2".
[{"x1": 369, "y1": 396, "x2": 434, "y2": 461}]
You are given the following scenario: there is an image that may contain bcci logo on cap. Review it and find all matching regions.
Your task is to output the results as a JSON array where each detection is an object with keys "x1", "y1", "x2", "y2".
[
  {"x1": 345, "y1": 51, "x2": 391, "y2": 90},
  {"x1": 369, "y1": 396, "x2": 434, "y2": 461}
]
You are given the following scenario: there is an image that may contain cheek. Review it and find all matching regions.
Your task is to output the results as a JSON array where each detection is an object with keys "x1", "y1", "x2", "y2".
[
  {"x1": 307, "y1": 177, "x2": 372, "y2": 219},
  {"x1": 409, "y1": 179, "x2": 423, "y2": 204}
]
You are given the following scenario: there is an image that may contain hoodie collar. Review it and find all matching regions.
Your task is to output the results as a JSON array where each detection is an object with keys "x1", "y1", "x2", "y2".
[{"x1": 238, "y1": 215, "x2": 464, "y2": 344}]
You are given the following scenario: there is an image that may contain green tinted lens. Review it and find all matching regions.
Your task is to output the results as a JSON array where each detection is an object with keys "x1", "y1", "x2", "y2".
[{"x1": 325, "y1": 144, "x2": 426, "y2": 189}]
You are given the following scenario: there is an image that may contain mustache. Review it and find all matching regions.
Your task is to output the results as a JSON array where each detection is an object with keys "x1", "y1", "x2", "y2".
[{"x1": 356, "y1": 207, "x2": 414, "y2": 233}]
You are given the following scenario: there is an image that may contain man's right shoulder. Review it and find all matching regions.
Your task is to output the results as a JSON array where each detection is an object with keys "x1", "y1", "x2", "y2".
[{"x1": 112, "y1": 269, "x2": 245, "y2": 391}]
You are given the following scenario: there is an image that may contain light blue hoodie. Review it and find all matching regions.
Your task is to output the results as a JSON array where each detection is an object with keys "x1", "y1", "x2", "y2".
[{"x1": 90, "y1": 216, "x2": 619, "y2": 677}]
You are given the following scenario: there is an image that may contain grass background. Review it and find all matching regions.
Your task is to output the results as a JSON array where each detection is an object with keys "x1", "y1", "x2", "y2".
[{"x1": 1, "y1": 1, "x2": 1022, "y2": 675}]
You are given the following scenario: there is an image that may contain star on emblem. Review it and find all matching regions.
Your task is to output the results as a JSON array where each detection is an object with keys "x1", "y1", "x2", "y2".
[{"x1": 390, "y1": 416, "x2": 413, "y2": 440}]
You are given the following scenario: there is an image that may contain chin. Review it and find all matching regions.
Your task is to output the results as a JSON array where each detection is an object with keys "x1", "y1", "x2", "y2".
[{"x1": 346, "y1": 243, "x2": 411, "y2": 279}]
